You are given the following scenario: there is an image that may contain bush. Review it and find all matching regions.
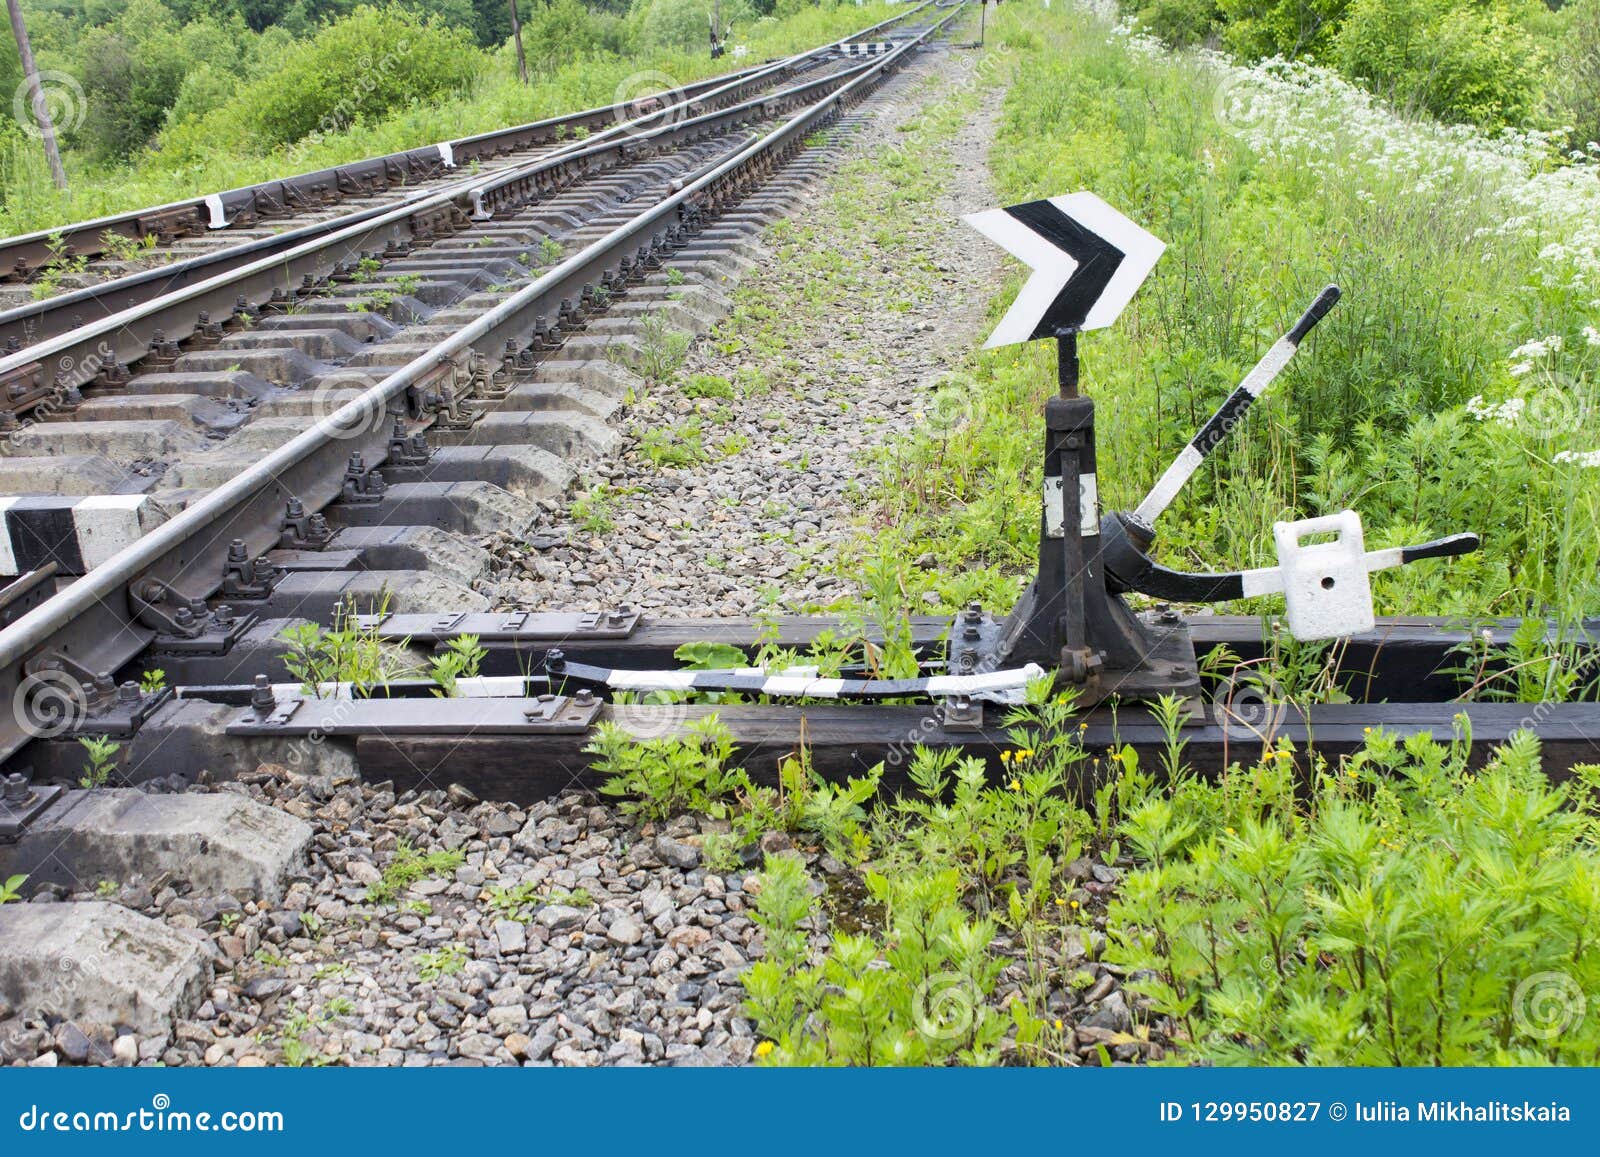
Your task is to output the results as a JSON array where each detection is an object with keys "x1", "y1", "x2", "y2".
[
  {"x1": 633, "y1": 0, "x2": 756, "y2": 51},
  {"x1": 76, "y1": 0, "x2": 196, "y2": 161},
  {"x1": 1334, "y1": 0, "x2": 1542, "y2": 130},
  {"x1": 164, "y1": 63, "x2": 239, "y2": 129},
  {"x1": 221, "y1": 4, "x2": 480, "y2": 148},
  {"x1": 520, "y1": 0, "x2": 634, "y2": 66},
  {"x1": 1214, "y1": 0, "x2": 1351, "y2": 59},
  {"x1": 1127, "y1": 0, "x2": 1224, "y2": 48}
]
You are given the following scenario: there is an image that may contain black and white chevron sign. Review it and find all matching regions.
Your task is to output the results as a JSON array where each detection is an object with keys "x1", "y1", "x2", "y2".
[{"x1": 964, "y1": 192, "x2": 1164, "y2": 348}]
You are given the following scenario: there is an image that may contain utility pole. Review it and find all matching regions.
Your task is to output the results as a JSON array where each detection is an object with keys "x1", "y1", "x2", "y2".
[
  {"x1": 5, "y1": 0, "x2": 67, "y2": 191},
  {"x1": 508, "y1": 0, "x2": 528, "y2": 84}
]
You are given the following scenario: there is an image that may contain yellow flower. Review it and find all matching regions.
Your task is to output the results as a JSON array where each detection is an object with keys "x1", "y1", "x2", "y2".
[
  {"x1": 1054, "y1": 897, "x2": 1066, "y2": 907},
  {"x1": 1000, "y1": 750, "x2": 1012, "y2": 764},
  {"x1": 1069, "y1": 899, "x2": 1079, "y2": 909},
  {"x1": 754, "y1": 1041, "x2": 774, "y2": 1058},
  {"x1": 1054, "y1": 1019, "x2": 1064, "y2": 1031},
  {"x1": 1007, "y1": 778, "x2": 1021, "y2": 792}
]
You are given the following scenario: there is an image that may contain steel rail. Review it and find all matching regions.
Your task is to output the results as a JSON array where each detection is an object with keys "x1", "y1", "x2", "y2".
[
  {"x1": 0, "y1": 0, "x2": 938, "y2": 280},
  {"x1": 0, "y1": 4, "x2": 965, "y2": 761}
]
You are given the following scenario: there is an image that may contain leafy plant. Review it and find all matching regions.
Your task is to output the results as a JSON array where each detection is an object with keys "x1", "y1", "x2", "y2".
[
  {"x1": 744, "y1": 856, "x2": 1008, "y2": 1065},
  {"x1": 414, "y1": 943, "x2": 469, "y2": 981},
  {"x1": 571, "y1": 483, "x2": 618, "y2": 534},
  {"x1": 587, "y1": 714, "x2": 742, "y2": 821},
  {"x1": 482, "y1": 881, "x2": 588, "y2": 921},
  {"x1": 98, "y1": 230, "x2": 158, "y2": 263},
  {"x1": 77, "y1": 736, "x2": 121, "y2": 789},
  {"x1": 1106, "y1": 729, "x2": 1600, "y2": 1065},
  {"x1": 0, "y1": 874, "x2": 26, "y2": 905},
  {"x1": 428, "y1": 633, "x2": 486, "y2": 697},
  {"x1": 638, "y1": 417, "x2": 708, "y2": 468},
  {"x1": 31, "y1": 232, "x2": 88, "y2": 301},
  {"x1": 279, "y1": 596, "x2": 413, "y2": 695},
  {"x1": 625, "y1": 315, "x2": 692, "y2": 382},
  {"x1": 683, "y1": 373, "x2": 734, "y2": 400},
  {"x1": 265, "y1": 998, "x2": 353, "y2": 1068}
]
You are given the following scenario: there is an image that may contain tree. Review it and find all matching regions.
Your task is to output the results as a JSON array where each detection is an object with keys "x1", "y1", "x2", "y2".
[
  {"x1": 509, "y1": 0, "x2": 527, "y2": 80},
  {"x1": 5, "y1": 0, "x2": 67, "y2": 188}
]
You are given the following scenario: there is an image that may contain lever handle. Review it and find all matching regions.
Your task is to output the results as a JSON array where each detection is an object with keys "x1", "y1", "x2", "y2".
[
  {"x1": 1364, "y1": 531, "x2": 1481, "y2": 570},
  {"x1": 1133, "y1": 284, "x2": 1341, "y2": 526},
  {"x1": 1287, "y1": 284, "x2": 1342, "y2": 344}
]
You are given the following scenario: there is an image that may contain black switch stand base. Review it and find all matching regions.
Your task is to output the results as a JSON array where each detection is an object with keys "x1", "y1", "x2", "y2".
[{"x1": 948, "y1": 332, "x2": 1201, "y2": 706}]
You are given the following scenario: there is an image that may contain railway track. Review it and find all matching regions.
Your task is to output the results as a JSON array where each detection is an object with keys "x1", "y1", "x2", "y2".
[
  {"x1": 0, "y1": 39, "x2": 897, "y2": 302},
  {"x1": 0, "y1": 0, "x2": 1589, "y2": 819},
  {"x1": 0, "y1": 65, "x2": 789, "y2": 316},
  {"x1": 0, "y1": 13, "x2": 928, "y2": 418}
]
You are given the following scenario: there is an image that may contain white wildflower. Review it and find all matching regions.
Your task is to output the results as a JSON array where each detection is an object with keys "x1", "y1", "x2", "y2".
[
  {"x1": 1466, "y1": 395, "x2": 1524, "y2": 424},
  {"x1": 1508, "y1": 362, "x2": 1533, "y2": 377},
  {"x1": 1583, "y1": 325, "x2": 1600, "y2": 347},
  {"x1": 1553, "y1": 449, "x2": 1600, "y2": 468}
]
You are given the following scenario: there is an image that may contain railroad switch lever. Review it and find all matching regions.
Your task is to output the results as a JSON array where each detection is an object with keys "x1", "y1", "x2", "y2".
[
  {"x1": 961, "y1": 193, "x2": 1480, "y2": 702},
  {"x1": 1100, "y1": 285, "x2": 1479, "y2": 642}
]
